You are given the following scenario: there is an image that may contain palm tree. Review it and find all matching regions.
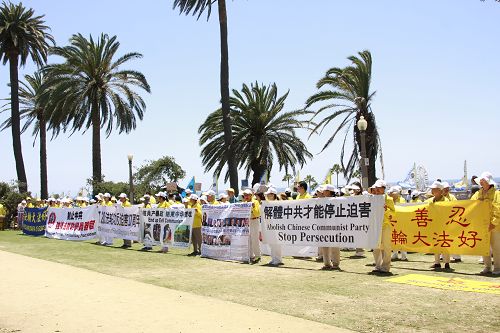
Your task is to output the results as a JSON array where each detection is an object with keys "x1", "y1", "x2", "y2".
[
  {"x1": 43, "y1": 33, "x2": 150, "y2": 191},
  {"x1": 303, "y1": 174, "x2": 316, "y2": 191},
  {"x1": 1, "y1": 71, "x2": 54, "y2": 199},
  {"x1": 173, "y1": 0, "x2": 238, "y2": 195},
  {"x1": 306, "y1": 50, "x2": 379, "y2": 186},
  {"x1": 199, "y1": 82, "x2": 313, "y2": 186},
  {"x1": 0, "y1": 2, "x2": 54, "y2": 193},
  {"x1": 282, "y1": 173, "x2": 293, "y2": 188},
  {"x1": 330, "y1": 163, "x2": 344, "y2": 188}
]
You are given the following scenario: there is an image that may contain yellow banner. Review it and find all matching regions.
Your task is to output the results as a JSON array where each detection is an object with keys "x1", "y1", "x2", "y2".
[
  {"x1": 387, "y1": 274, "x2": 500, "y2": 295},
  {"x1": 390, "y1": 200, "x2": 490, "y2": 255}
]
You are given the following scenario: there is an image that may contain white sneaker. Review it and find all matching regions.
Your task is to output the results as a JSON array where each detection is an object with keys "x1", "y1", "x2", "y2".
[
  {"x1": 391, "y1": 252, "x2": 398, "y2": 260},
  {"x1": 480, "y1": 267, "x2": 492, "y2": 275}
]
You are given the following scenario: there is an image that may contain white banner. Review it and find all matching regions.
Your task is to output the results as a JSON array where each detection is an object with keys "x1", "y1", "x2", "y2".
[
  {"x1": 201, "y1": 203, "x2": 252, "y2": 262},
  {"x1": 261, "y1": 195, "x2": 385, "y2": 248},
  {"x1": 97, "y1": 206, "x2": 141, "y2": 241},
  {"x1": 140, "y1": 208, "x2": 194, "y2": 248},
  {"x1": 45, "y1": 206, "x2": 98, "y2": 241}
]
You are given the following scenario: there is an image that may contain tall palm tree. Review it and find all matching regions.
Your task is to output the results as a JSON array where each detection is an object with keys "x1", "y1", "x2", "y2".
[
  {"x1": 306, "y1": 50, "x2": 379, "y2": 186},
  {"x1": 1, "y1": 71, "x2": 54, "y2": 199},
  {"x1": 282, "y1": 173, "x2": 293, "y2": 188},
  {"x1": 0, "y1": 2, "x2": 54, "y2": 193},
  {"x1": 199, "y1": 82, "x2": 313, "y2": 186},
  {"x1": 173, "y1": 0, "x2": 238, "y2": 195},
  {"x1": 330, "y1": 163, "x2": 344, "y2": 188},
  {"x1": 43, "y1": 33, "x2": 150, "y2": 191},
  {"x1": 303, "y1": 174, "x2": 316, "y2": 191}
]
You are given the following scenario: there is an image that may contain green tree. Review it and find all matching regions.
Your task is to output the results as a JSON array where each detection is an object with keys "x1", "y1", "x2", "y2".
[
  {"x1": 306, "y1": 50, "x2": 379, "y2": 186},
  {"x1": 173, "y1": 0, "x2": 239, "y2": 195},
  {"x1": 43, "y1": 33, "x2": 151, "y2": 192},
  {"x1": 133, "y1": 156, "x2": 186, "y2": 190},
  {"x1": 330, "y1": 163, "x2": 344, "y2": 188},
  {"x1": 199, "y1": 82, "x2": 312, "y2": 186},
  {"x1": 1, "y1": 71, "x2": 55, "y2": 199},
  {"x1": 303, "y1": 174, "x2": 316, "y2": 191},
  {"x1": 0, "y1": 2, "x2": 54, "y2": 193},
  {"x1": 282, "y1": 174, "x2": 293, "y2": 188}
]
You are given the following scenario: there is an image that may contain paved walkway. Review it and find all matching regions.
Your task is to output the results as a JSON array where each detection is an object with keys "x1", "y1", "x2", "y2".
[{"x1": 0, "y1": 250, "x2": 352, "y2": 333}]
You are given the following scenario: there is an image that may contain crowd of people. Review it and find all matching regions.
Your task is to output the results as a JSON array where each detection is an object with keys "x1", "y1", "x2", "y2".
[{"x1": 15, "y1": 171, "x2": 500, "y2": 276}]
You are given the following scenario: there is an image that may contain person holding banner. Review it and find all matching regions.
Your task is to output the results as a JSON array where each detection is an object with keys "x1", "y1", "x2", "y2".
[
  {"x1": 388, "y1": 186, "x2": 408, "y2": 262},
  {"x1": 371, "y1": 179, "x2": 395, "y2": 275},
  {"x1": 320, "y1": 184, "x2": 341, "y2": 270},
  {"x1": 188, "y1": 194, "x2": 202, "y2": 256},
  {"x1": 98, "y1": 193, "x2": 114, "y2": 246},
  {"x1": 243, "y1": 189, "x2": 261, "y2": 264},
  {"x1": 264, "y1": 187, "x2": 283, "y2": 266},
  {"x1": 118, "y1": 193, "x2": 133, "y2": 249},
  {"x1": 443, "y1": 182, "x2": 462, "y2": 263},
  {"x1": 471, "y1": 172, "x2": 500, "y2": 275},
  {"x1": 425, "y1": 181, "x2": 452, "y2": 271}
]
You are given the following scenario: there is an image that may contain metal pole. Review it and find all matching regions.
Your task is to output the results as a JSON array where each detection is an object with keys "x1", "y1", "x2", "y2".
[
  {"x1": 359, "y1": 130, "x2": 369, "y2": 190},
  {"x1": 128, "y1": 159, "x2": 133, "y2": 203}
]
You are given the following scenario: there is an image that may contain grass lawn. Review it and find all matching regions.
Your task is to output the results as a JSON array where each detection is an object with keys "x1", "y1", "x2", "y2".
[{"x1": 0, "y1": 230, "x2": 498, "y2": 333}]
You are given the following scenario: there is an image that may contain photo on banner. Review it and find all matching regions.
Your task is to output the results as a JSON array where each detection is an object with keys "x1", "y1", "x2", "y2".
[
  {"x1": 140, "y1": 207, "x2": 194, "y2": 248},
  {"x1": 201, "y1": 202, "x2": 252, "y2": 262}
]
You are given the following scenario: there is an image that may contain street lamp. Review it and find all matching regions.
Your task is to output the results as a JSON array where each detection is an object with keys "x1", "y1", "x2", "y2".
[
  {"x1": 128, "y1": 154, "x2": 134, "y2": 203},
  {"x1": 357, "y1": 115, "x2": 369, "y2": 191}
]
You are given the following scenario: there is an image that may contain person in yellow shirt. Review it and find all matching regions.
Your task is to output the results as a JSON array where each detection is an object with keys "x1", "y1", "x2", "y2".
[
  {"x1": 25, "y1": 197, "x2": 35, "y2": 208},
  {"x1": 97, "y1": 193, "x2": 114, "y2": 246},
  {"x1": 188, "y1": 194, "x2": 202, "y2": 256},
  {"x1": 442, "y1": 182, "x2": 461, "y2": 262},
  {"x1": 320, "y1": 184, "x2": 341, "y2": 270},
  {"x1": 243, "y1": 189, "x2": 261, "y2": 263},
  {"x1": 206, "y1": 190, "x2": 219, "y2": 205},
  {"x1": 425, "y1": 181, "x2": 451, "y2": 271},
  {"x1": 370, "y1": 179, "x2": 395, "y2": 275},
  {"x1": 118, "y1": 193, "x2": 132, "y2": 249},
  {"x1": 295, "y1": 181, "x2": 312, "y2": 200},
  {"x1": 156, "y1": 192, "x2": 171, "y2": 208},
  {"x1": 145, "y1": 192, "x2": 156, "y2": 205},
  {"x1": 388, "y1": 186, "x2": 408, "y2": 261},
  {"x1": 471, "y1": 172, "x2": 500, "y2": 275},
  {"x1": 0, "y1": 203, "x2": 6, "y2": 230}
]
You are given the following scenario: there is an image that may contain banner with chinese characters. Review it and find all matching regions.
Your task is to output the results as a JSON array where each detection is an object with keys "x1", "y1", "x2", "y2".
[
  {"x1": 97, "y1": 206, "x2": 141, "y2": 241},
  {"x1": 45, "y1": 206, "x2": 98, "y2": 241},
  {"x1": 260, "y1": 195, "x2": 385, "y2": 248},
  {"x1": 201, "y1": 203, "x2": 252, "y2": 262},
  {"x1": 390, "y1": 201, "x2": 490, "y2": 255},
  {"x1": 140, "y1": 207, "x2": 194, "y2": 248},
  {"x1": 22, "y1": 207, "x2": 47, "y2": 236}
]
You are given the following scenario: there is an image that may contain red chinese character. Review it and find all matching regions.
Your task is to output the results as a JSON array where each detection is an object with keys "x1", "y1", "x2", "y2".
[
  {"x1": 84, "y1": 222, "x2": 89, "y2": 231},
  {"x1": 89, "y1": 220, "x2": 95, "y2": 229},
  {"x1": 412, "y1": 231, "x2": 431, "y2": 246},
  {"x1": 388, "y1": 214, "x2": 398, "y2": 227},
  {"x1": 392, "y1": 229, "x2": 408, "y2": 245},
  {"x1": 411, "y1": 208, "x2": 432, "y2": 227},
  {"x1": 78, "y1": 222, "x2": 84, "y2": 231},
  {"x1": 458, "y1": 230, "x2": 482, "y2": 248},
  {"x1": 433, "y1": 231, "x2": 453, "y2": 247},
  {"x1": 446, "y1": 206, "x2": 470, "y2": 227}
]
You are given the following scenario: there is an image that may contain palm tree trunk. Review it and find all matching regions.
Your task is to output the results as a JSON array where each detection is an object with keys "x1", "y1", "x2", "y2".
[
  {"x1": 39, "y1": 110, "x2": 48, "y2": 199},
  {"x1": 217, "y1": 0, "x2": 239, "y2": 196},
  {"x1": 336, "y1": 172, "x2": 339, "y2": 188},
  {"x1": 91, "y1": 99, "x2": 102, "y2": 191},
  {"x1": 9, "y1": 53, "x2": 28, "y2": 193}
]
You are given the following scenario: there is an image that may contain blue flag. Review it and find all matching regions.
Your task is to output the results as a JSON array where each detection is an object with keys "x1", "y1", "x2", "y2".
[{"x1": 181, "y1": 177, "x2": 195, "y2": 197}]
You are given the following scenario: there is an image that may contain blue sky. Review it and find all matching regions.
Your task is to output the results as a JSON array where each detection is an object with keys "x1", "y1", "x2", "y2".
[{"x1": 0, "y1": 0, "x2": 499, "y2": 196}]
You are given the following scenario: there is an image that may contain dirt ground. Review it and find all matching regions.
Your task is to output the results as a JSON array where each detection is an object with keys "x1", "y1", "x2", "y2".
[{"x1": 0, "y1": 250, "x2": 351, "y2": 333}]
